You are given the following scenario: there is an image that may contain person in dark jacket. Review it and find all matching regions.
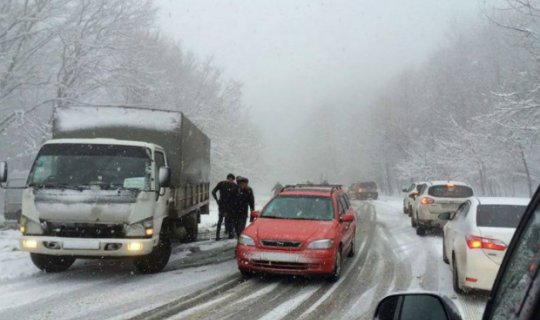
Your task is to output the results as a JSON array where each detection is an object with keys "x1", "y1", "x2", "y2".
[
  {"x1": 232, "y1": 176, "x2": 255, "y2": 238},
  {"x1": 212, "y1": 173, "x2": 237, "y2": 240}
]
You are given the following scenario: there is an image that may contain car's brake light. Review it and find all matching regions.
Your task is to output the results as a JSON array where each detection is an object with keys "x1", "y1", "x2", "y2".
[
  {"x1": 420, "y1": 197, "x2": 434, "y2": 205},
  {"x1": 466, "y1": 235, "x2": 506, "y2": 251}
]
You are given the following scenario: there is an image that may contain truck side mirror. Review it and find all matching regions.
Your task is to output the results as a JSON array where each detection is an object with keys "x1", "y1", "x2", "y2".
[
  {"x1": 158, "y1": 166, "x2": 171, "y2": 188},
  {"x1": 0, "y1": 161, "x2": 7, "y2": 184},
  {"x1": 374, "y1": 293, "x2": 462, "y2": 320}
]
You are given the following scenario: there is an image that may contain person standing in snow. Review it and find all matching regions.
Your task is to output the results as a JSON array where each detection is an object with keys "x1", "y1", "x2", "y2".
[
  {"x1": 212, "y1": 173, "x2": 237, "y2": 240},
  {"x1": 231, "y1": 176, "x2": 255, "y2": 238}
]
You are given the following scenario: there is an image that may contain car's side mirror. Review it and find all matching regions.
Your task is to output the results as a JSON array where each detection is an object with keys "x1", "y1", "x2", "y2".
[
  {"x1": 409, "y1": 192, "x2": 418, "y2": 199},
  {"x1": 0, "y1": 161, "x2": 7, "y2": 184},
  {"x1": 374, "y1": 293, "x2": 462, "y2": 320},
  {"x1": 438, "y1": 212, "x2": 452, "y2": 221},
  {"x1": 340, "y1": 213, "x2": 355, "y2": 223},
  {"x1": 158, "y1": 166, "x2": 171, "y2": 188},
  {"x1": 250, "y1": 211, "x2": 260, "y2": 222}
]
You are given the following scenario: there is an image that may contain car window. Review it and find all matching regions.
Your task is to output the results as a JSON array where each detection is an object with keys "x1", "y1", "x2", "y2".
[
  {"x1": 261, "y1": 196, "x2": 335, "y2": 221},
  {"x1": 342, "y1": 194, "x2": 350, "y2": 210},
  {"x1": 337, "y1": 197, "x2": 345, "y2": 215},
  {"x1": 490, "y1": 205, "x2": 540, "y2": 319},
  {"x1": 428, "y1": 185, "x2": 473, "y2": 198},
  {"x1": 452, "y1": 202, "x2": 470, "y2": 220},
  {"x1": 477, "y1": 205, "x2": 527, "y2": 228}
]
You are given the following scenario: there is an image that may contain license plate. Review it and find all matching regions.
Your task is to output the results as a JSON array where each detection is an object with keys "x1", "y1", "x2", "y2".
[
  {"x1": 259, "y1": 252, "x2": 300, "y2": 263},
  {"x1": 63, "y1": 239, "x2": 100, "y2": 250}
]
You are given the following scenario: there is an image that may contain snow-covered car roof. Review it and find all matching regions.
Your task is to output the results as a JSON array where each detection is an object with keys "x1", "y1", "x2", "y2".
[
  {"x1": 475, "y1": 197, "x2": 530, "y2": 206},
  {"x1": 427, "y1": 180, "x2": 471, "y2": 187}
]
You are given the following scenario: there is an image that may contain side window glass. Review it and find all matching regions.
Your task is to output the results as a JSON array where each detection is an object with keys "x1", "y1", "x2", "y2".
[
  {"x1": 490, "y1": 205, "x2": 540, "y2": 319},
  {"x1": 342, "y1": 194, "x2": 350, "y2": 210},
  {"x1": 337, "y1": 197, "x2": 344, "y2": 215}
]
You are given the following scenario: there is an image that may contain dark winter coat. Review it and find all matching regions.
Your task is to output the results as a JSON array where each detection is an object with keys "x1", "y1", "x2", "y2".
[
  {"x1": 233, "y1": 187, "x2": 255, "y2": 217},
  {"x1": 212, "y1": 181, "x2": 238, "y2": 212}
]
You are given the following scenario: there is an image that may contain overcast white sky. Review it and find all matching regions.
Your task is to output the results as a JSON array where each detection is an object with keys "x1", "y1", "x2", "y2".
[{"x1": 155, "y1": 0, "x2": 480, "y2": 156}]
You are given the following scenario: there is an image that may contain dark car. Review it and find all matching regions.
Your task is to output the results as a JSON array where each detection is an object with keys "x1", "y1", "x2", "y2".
[
  {"x1": 374, "y1": 184, "x2": 540, "y2": 320},
  {"x1": 349, "y1": 181, "x2": 378, "y2": 200}
]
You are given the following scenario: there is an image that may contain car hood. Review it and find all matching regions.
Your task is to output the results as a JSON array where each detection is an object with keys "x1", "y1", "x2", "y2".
[{"x1": 250, "y1": 218, "x2": 335, "y2": 242}]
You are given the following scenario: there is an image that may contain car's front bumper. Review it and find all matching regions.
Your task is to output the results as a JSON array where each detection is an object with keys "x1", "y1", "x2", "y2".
[
  {"x1": 20, "y1": 235, "x2": 156, "y2": 257},
  {"x1": 237, "y1": 245, "x2": 336, "y2": 275}
]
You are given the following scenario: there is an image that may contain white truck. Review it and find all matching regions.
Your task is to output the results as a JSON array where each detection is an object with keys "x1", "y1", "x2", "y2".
[{"x1": 0, "y1": 106, "x2": 210, "y2": 273}]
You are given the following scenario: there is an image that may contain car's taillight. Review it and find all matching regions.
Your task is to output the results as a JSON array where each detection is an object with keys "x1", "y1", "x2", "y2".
[
  {"x1": 420, "y1": 197, "x2": 434, "y2": 205},
  {"x1": 466, "y1": 235, "x2": 507, "y2": 251}
]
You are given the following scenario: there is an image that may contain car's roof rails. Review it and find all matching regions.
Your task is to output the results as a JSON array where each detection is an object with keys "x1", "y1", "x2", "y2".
[{"x1": 280, "y1": 184, "x2": 343, "y2": 194}]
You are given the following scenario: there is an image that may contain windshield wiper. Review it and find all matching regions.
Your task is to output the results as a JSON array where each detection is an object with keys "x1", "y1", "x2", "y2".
[
  {"x1": 29, "y1": 183, "x2": 87, "y2": 191},
  {"x1": 261, "y1": 215, "x2": 285, "y2": 219}
]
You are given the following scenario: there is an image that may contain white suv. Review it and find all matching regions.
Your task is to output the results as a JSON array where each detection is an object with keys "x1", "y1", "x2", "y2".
[
  {"x1": 402, "y1": 182, "x2": 425, "y2": 216},
  {"x1": 411, "y1": 181, "x2": 474, "y2": 236}
]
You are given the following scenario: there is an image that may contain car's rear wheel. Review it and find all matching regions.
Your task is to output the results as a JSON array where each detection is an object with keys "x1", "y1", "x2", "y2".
[
  {"x1": 416, "y1": 225, "x2": 426, "y2": 236},
  {"x1": 30, "y1": 253, "x2": 75, "y2": 273},
  {"x1": 442, "y1": 235, "x2": 449, "y2": 264},
  {"x1": 411, "y1": 213, "x2": 417, "y2": 228},
  {"x1": 347, "y1": 235, "x2": 356, "y2": 257},
  {"x1": 328, "y1": 249, "x2": 342, "y2": 282},
  {"x1": 452, "y1": 254, "x2": 465, "y2": 294}
]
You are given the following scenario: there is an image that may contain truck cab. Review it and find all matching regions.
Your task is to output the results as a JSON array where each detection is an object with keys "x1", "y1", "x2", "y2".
[{"x1": 1, "y1": 106, "x2": 211, "y2": 274}]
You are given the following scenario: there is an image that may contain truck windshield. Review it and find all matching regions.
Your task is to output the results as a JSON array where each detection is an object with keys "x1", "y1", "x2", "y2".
[{"x1": 27, "y1": 143, "x2": 152, "y2": 191}]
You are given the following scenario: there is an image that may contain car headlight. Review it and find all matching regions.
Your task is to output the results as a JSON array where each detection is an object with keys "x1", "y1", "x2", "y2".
[
  {"x1": 308, "y1": 239, "x2": 334, "y2": 249},
  {"x1": 239, "y1": 235, "x2": 255, "y2": 246}
]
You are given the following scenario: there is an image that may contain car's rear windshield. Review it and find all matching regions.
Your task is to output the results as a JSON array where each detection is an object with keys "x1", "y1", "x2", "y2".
[
  {"x1": 428, "y1": 185, "x2": 473, "y2": 198},
  {"x1": 261, "y1": 196, "x2": 334, "y2": 221},
  {"x1": 477, "y1": 204, "x2": 527, "y2": 228},
  {"x1": 358, "y1": 182, "x2": 377, "y2": 190}
]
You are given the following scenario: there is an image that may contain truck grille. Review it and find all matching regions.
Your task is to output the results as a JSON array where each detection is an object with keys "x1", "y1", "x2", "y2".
[
  {"x1": 261, "y1": 240, "x2": 302, "y2": 248},
  {"x1": 44, "y1": 222, "x2": 124, "y2": 238}
]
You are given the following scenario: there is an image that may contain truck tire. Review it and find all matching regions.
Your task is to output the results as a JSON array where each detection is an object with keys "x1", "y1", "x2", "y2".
[
  {"x1": 133, "y1": 238, "x2": 171, "y2": 274},
  {"x1": 30, "y1": 253, "x2": 75, "y2": 273},
  {"x1": 183, "y1": 211, "x2": 198, "y2": 243},
  {"x1": 416, "y1": 225, "x2": 426, "y2": 236}
]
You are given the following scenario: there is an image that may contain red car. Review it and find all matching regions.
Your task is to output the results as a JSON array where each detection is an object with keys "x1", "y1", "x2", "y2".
[{"x1": 236, "y1": 184, "x2": 356, "y2": 281}]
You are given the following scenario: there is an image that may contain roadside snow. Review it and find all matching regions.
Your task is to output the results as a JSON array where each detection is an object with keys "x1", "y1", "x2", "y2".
[{"x1": 0, "y1": 230, "x2": 37, "y2": 281}]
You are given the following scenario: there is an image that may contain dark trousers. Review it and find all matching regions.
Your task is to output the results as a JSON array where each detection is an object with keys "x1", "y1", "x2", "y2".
[
  {"x1": 234, "y1": 215, "x2": 248, "y2": 238},
  {"x1": 216, "y1": 209, "x2": 232, "y2": 239}
]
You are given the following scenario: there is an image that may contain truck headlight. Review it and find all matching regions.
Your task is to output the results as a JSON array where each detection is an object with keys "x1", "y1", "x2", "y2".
[
  {"x1": 127, "y1": 241, "x2": 144, "y2": 251},
  {"x1": 22, "y1": 239, "x2": 38, "y2": 249},
  {"x1": 239, "y1": 235, "x2": 255, "y2": 246},
  {"x1": 125, "y1": 218, "x2": 154, "y2": 238},
  {"x1": 307, "y1": 239, "x2": 334, "y2": 249},
  {"x1": 19, "y1": 216, "x2": 44, "y2": 235}
]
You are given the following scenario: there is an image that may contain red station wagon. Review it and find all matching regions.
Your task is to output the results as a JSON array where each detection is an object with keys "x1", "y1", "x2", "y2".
[{"x1": 236, "y1": 184, "x2": 357, "y2": 281}]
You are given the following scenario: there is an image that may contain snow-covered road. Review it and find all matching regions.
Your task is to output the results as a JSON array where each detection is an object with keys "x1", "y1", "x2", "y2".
[{"x1": 0, "y1": 199, "x2": 487, "y2": 319}]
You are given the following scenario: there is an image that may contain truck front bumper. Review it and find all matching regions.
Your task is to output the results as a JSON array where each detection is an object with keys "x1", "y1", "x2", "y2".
[{"x1": 20, "y1": 236, "x2": 155, "y2": 257}]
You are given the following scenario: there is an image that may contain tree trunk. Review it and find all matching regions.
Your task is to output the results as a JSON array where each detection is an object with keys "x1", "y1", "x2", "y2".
[{"x1": 520, "y1": 148, "x2": 533, "y2": 197}]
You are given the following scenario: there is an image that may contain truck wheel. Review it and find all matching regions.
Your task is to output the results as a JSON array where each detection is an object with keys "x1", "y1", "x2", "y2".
[
  {"x1": 30, "y1": 253, "x2": 75, "y2": 273},
  {"x1": 183, "y1": 211, "x2": 198, "y2": 243},
  {"x1": 328, "y1": 249, "x2": 342, "y2": 282},
  {"x1": 416, "y1": 226, "x2": 426, "y2": 236},
  {"x1": 133, "y1": 238, "x2": 171, "y2": 274}
]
